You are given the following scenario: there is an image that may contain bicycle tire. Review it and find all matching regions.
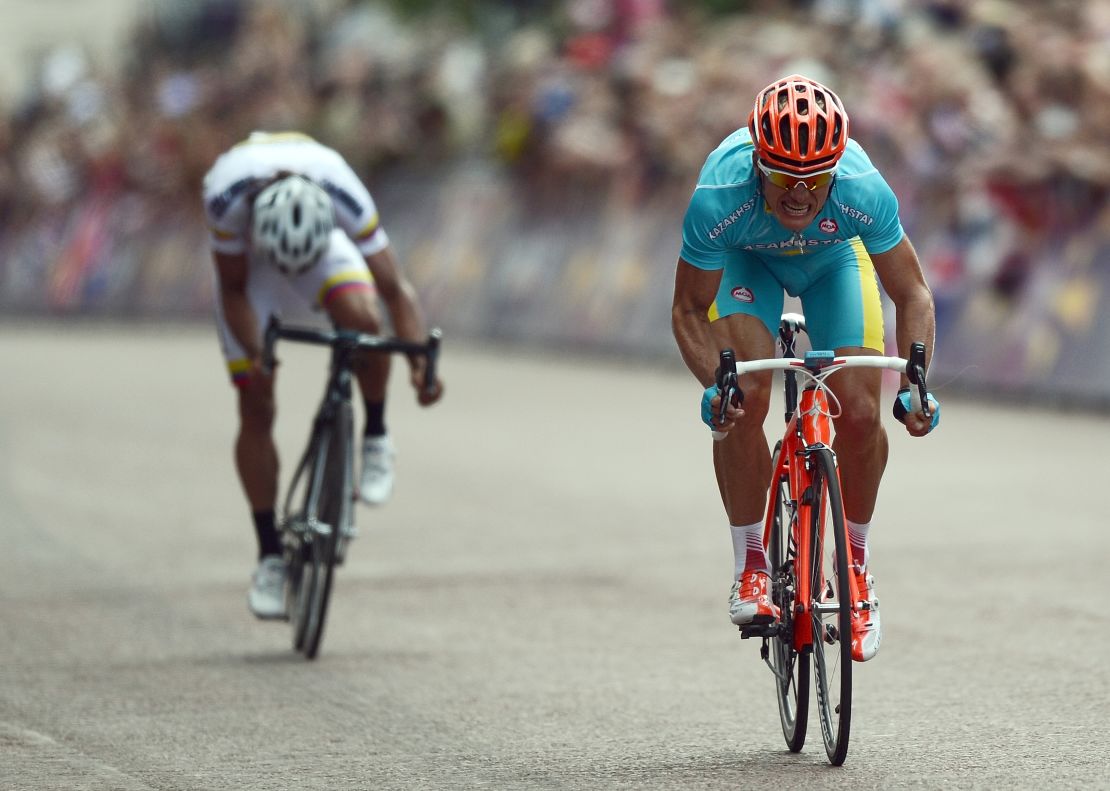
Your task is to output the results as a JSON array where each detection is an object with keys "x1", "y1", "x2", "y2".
[
  {"x1": 289, "y1": 454, "x2": 323, "y2": 653},
  {"x1": 808, "y1": 447, "x2": 853, "y2": 765},
  {"x1": 288, "y1": 554, "x2": 310, "y2": 647},
  {"x1": 289, "y1": 538, "x2": 314, "y2": 652},
  {"x1": 769, "y1": 456, "x2": 810, "y2": 753},
  {"x1": 300, "y1": 400, "x2": 353, "y2": 660},
  {"x1": 288, "y1": 422, "x2": 332, "y2": 653}
]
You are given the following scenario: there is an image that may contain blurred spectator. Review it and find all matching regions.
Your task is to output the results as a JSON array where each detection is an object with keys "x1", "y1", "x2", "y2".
[{"x1": 1, "y1": 0, "x2": 1108, "y2": 333}]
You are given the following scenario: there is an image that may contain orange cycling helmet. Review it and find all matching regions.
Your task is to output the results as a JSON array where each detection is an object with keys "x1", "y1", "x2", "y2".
[{"x1": 748, "y1": 74, "x2": 849, "y2": 176}]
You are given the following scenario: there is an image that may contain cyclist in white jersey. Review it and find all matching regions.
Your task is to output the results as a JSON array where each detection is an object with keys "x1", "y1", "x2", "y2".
[
  {"x1": 671, "y1": 75, "x2": 939, "y2": 662},
  {"x1": 203, "y1": 131, "x2": 444, "y2": 619}
]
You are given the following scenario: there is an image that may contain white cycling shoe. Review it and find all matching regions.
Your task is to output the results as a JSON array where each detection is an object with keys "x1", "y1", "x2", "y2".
[
  {"x1": 248, "y1": 555, "x2": 288, "y2": 620},
  {"x1": 358, "y1": 434, "x2": 395, "y2": 506}
]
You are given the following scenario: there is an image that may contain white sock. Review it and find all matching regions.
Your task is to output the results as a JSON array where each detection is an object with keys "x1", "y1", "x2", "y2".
[
  {"x1": 847, "y1": 520, "x2": 871, "y2": 571},
  {"x1": 730, "y1": 521, "x2": 767, "y2": 578}
]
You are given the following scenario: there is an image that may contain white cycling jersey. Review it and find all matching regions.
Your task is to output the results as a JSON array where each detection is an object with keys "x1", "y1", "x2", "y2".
[
  {"x1": 205, "y1": 132, "x2": 389, "y2": 386},
  {"x1": 202, "y1": 131, "x2": 390, "y2": 259}
]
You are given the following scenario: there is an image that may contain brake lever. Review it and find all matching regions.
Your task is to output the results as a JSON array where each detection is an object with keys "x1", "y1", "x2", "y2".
[
  {"x1": 422, "y1": 329, "x2": 442, "y2": 395},
  {"x1": 716, "y1": 349, "x2": 744, "y2": 425},
  {"x1": 907, "y1": 342, "x2": 931, "y2": 418}
]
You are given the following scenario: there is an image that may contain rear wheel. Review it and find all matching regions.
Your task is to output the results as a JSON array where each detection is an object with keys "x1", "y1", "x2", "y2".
[
  {"x1": 768, "y1": 450, "x2": 809, "y2": 752},
  {"x1": 808, "y1": 447, "x2": 853, "y2": 765}
]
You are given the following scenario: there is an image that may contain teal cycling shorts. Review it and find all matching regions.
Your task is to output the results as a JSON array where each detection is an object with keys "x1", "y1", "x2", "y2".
[{"x1": 708, "y1": 237, "x2": 885, "y2": 352}]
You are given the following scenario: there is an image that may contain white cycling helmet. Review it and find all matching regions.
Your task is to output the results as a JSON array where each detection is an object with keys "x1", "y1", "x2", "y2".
[{"x1": 251, "y1": 175, "x2": 335, "y2": 276}]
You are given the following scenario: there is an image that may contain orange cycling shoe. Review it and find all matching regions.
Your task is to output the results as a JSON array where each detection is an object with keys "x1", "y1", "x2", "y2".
[
  {"x1": 729, "y1": 570, "x2": 780, "y2": 626},
  {"x1": 850, "y1": 565, "x2": 882, "y2": 661}
]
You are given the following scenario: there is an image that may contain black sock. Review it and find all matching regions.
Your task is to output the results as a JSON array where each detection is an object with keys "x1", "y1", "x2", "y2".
[
  {"x1": 252, "y1": 509, "x2": 281, "y2": 559},
  {"x1": 363, "y1": 399, "x2": 386, "y2": 437}
]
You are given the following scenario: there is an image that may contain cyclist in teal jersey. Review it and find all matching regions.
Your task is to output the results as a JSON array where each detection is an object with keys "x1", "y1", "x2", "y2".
[{"x1": 671, "y1": 75, "x2": 940, "y2": 662}]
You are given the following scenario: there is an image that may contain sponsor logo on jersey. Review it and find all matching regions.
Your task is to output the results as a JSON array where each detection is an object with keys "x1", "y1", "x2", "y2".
[
  {"x1": 742, "y1": 238, "x2": 844, "y2": 251},
  {"x1": 819, "y1": 218, "x2": 839, "y2": 234},
  {"x1": 837, "y1": 202, "x2": 874, "y2": 225},
  {"x1": 731, "y1": 286, "x2": 754, "y2": 303},
  {"x1": 708, "y1": 197, "x2": 757, "y2": 240}
]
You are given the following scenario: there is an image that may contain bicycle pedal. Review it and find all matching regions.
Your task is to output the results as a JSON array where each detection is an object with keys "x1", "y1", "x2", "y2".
[{"x1": 740, "y1": 621, "x2": 779, "y2": 639}]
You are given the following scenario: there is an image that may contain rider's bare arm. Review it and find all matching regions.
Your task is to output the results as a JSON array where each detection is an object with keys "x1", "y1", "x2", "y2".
[
  {"x1": 672, "y1": 257, "x2": 724, "y2": 388},
  {"x1": 363, "y1": 246, "x2": 426, "y2": 344},
  {"x1": 870, "y1": 236, "x2": 935, "y2": 373},
  {"x1": 363, "y1": 246, "x2": 442, "y2": 405},
  {"x1": 871, "y1": 236, "x2": 937, "y2": 436},
  {"x1": 214, "y1": 250, "x2": 262, "y2": 361}
]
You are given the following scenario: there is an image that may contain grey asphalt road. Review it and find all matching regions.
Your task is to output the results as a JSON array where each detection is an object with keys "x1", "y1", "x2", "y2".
[{"x1": 1, "y1": 322, "x2": 1107, "y2": 790}]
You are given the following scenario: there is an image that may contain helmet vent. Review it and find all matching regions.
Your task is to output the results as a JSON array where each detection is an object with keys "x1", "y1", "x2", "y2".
[{"x1": 778, "y1": 116, "x2": 793, "y2": 152}]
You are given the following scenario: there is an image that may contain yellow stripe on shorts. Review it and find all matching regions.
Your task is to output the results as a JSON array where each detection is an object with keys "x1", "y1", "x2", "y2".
[
  {"x1": 317, "y1": 269, "x2": 373, "y2": 306},
  {"x1": 852, "y1": 237, "x2": 885, "y2": 352}
]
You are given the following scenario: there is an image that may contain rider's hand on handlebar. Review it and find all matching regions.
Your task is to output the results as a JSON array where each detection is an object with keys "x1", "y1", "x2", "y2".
[
  {"x1": 893, "y1": 387, "x2": 940, "y2": 437},
  {"x1": 701, "y1": 385, "x2": 743, "y2": 434},
  {"x1": 409, "y1": 359, "x2": 444, "y2": 406}
]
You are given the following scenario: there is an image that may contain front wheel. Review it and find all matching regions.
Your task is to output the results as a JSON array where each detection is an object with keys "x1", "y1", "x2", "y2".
[
  {"x1": 299, "y1": 401, "x2": 353, "y2": 660},
  {"x1": 288, "y1": 533, "x2": 315, "y2": 652},
  {"x1": 768, "y1": 452, "x2": 809, "y2": 752},
  {"x1": 808, "y1": 447, "x2": 853, "y2": 765}
]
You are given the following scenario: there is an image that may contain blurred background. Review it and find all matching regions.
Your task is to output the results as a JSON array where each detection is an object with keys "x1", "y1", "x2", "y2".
[{"x1": 1, "y1": 0, "x2": 1107, "y2": 406}]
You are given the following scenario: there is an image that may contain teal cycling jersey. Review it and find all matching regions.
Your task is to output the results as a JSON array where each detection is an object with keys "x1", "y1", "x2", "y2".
[{"x1": 680, "y1": 127, "x2": 905, "y2": 270}]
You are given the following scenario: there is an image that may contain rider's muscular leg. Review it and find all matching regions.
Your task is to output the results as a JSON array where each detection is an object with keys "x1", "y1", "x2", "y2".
[
  {"x1": 327, "y1": 289, "x2": 389, "y2": 403},
  {"x1": 236, "y1": 381, "x2": 278, "y2": 511},
  {"x1": 714, "y1": 388, "x2": 772, "y2": 523},
  {"x1": 711, "y1": 314, "x2": 776, "y2": 524},
  {"x1": 829, "y1": 354, "x2": 888, "y2": 523}
]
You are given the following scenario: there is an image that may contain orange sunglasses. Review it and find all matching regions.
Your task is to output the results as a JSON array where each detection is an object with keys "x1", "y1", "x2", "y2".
[{"x1": 757, "y1": 160, "x2": 836, "y2": 191}]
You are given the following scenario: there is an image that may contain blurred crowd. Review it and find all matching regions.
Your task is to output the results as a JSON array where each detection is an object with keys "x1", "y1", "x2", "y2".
[{"x1": 1, "y1": 0, "x2": 1108, "y2": 324}]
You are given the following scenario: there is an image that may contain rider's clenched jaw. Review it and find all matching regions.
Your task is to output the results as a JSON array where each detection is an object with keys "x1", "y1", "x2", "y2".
[{"x1": 756, "y1": 157, "x2": 834, "y2": 232}]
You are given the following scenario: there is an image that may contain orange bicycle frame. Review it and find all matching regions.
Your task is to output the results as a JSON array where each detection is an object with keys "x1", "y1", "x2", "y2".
[{"x1": 763, "y1": 384, "x2": 861, "y2": 651}]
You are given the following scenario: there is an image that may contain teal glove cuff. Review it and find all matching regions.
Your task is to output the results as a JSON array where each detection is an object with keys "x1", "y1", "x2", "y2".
[
  {"x1": 893, "y1": 387, "x2": 940, "y2": 432},
  {"x1": 701, "y1": 385, "x2": 719, "y2": 429}
]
